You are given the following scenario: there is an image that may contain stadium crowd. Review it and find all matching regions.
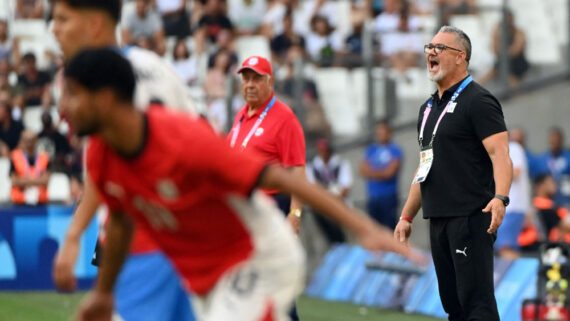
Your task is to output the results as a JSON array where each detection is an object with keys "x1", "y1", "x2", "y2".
[{"x1": 0, "y1": 0, "x2": 556, "y2": 255}]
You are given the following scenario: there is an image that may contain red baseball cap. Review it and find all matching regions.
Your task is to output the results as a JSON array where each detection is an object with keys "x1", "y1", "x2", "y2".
[{"x1": 237, "y1": 56, "x2": 273, "y2": 76}]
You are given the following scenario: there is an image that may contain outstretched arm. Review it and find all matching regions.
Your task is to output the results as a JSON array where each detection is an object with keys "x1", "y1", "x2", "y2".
[
  {"x1": 53, "y1": 176, "x2": 101, "y2": 292},
  {"x1": 76, "y1": 211, "x2": 134, "y2": 321},
  {"x1": 259, "y1": 165, "x2": 413, "y2": 257}
]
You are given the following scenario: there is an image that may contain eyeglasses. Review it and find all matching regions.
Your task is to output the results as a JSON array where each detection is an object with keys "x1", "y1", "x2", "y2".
[{"x1": 424, "y1": 43, "x2": 463, "y2": 55}]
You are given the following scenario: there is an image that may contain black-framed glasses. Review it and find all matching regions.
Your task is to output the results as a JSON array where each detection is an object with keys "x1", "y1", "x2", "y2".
[{"x1": 424, "y1": 43, "x2": 463, "y2": 54}]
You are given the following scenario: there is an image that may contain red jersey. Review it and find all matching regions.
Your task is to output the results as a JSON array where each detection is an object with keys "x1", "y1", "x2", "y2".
[
  {"x1": 87, "y1": 108, "x2": 266, "y2": 294},
  {"x1": 228, "y1": 94, "x2": 306, "y2": 167}
]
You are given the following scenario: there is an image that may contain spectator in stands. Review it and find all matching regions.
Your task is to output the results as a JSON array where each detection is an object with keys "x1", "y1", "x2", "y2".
[
  {"x1": 360, "y1": 120, "x2": 402, "y2": 229},
  {"x1": 207, "y1": 29, "x2": 238, "y2": 66},
  {"x1": 494, "y1": 129, "x2": 531, "y2": 259},
  {"x1": 0, "y1": 92, "x2": 24, "y2": 157},
  {"x1": 10, "y1": 129, "x2": 51, "y2": 205},
  {"x1": 228, "y1": 0, "x2": 266, "y2": 35},
  {"x1": 510, "y1": 126, "x2": 540, "y2": 179},
  {"x1": 519, "y1": 174, "x2": 570, "y2": 252},
  {"x1": 535, "y1": 127, "x2": 570, "y2": 207},
  {"x1": 437, "y1": 0, "x2": 477, "y2": 25},
  {"x1": 270, "y1": 9, "x2": 306, "y2": 65},
  {"x1": 262, "y1": 0, "x2": 338, "y2": 39},
  {"x1": 67, "y1": 134, "x2": 84, "y2": 202},
  {"x1": 171, "y1": 39, "x2": 198, "y2": 85},
  {"x1": 122, "y1": 0, "x2": 166, "y2": 56},
  {"x1": 37, "y1": 111, "x2": 71, "y2": 173},
  {"x1": 478, "y1": 11, "x2": 529, "y2": 88},
  {"x1": 16, "y1": 53, "x2": 52, "y2": 110},
  {"x1": 0, "y1": 20, "x2": 20, "y2": 66},
  {"x1": 306, "y1": 138, "x2": 352, "y2": 244},
  {"x1": 374, "y1": 0, "x2": 423, "y2": 73},
  {"x1": 204, "y1": 50, "x2": 234, "y2": 132},
  {"x1": 276, "y1": 47, "x2": 331, "y2": 141},
  {"x1": 306, "y1": 15, "x2": 343, "y2": 67},
  {"x1": 342, "y1": 12, "x2": 366, "y2": 67},
  {"x1": 16, "y1": 0, "x2": 45, "y2": 19},
  {"x1": 0, "y1": 59, "x2": 21, "y2": 98},
  {"x1": 195, "y1": 0, "x2": 233, "y2": 51},
  {"x1": 156, "y1": 0, "x2": 191, "y2": 38}
]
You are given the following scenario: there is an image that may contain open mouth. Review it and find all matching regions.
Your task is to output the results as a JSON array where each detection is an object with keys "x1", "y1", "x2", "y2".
[{"x1": 429, "y1": 60, "x2": 439, "y2": 71}]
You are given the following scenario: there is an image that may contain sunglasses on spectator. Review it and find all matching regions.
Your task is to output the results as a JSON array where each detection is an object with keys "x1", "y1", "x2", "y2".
[{"x1": 424, "y1": 43, "x2": 463, "y2": 54}]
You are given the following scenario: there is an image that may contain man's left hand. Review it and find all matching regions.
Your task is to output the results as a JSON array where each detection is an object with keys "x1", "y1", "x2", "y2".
[{"x1": 482, "y1": 198, "x2": 505, "y2": 234}]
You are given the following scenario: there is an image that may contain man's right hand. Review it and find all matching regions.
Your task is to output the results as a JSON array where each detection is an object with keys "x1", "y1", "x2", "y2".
[
  {"x1": 394, "y1": 219, "x2": 412, "y2": 246},
  {"x1": 75, "y1": 291, "x2": 114, "y2": 321},
  {"x1": 53, "y1": 237, "x2": 79, "y2": 292}
]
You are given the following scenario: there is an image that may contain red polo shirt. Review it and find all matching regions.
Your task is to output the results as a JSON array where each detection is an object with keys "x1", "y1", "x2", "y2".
[{"x1": 228, "y1": 94, "x2": 306, "y2": 171}]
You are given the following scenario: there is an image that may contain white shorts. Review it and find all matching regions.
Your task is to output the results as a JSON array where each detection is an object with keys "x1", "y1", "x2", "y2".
[{"x1": 191, "y1": 192, "x2": 306, "y2": 321}]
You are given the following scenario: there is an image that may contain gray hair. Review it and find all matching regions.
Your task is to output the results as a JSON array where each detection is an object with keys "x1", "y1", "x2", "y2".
[{"x1": 438, "y1": 26, "x2": 471, "y2": 63}]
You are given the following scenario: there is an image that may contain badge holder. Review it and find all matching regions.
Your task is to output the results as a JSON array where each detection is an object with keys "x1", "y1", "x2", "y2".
[{"x1": 413, "y1": 146, "x2": 434, "y2": 184}]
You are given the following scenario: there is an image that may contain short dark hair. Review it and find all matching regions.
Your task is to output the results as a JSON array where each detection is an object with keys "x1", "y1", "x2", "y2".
[
  {"x1": 64, "y1": 48, "x2": 136, "y2": 103},
  {"x1": 533, "y1": 173, "x2": 552, "y2": 187},
  {"x1": 22, "y1": 52, "x2": 36, "y2": 62},
  {"x1": 54, "y1": 0, "x2": 121, "y2": 23},
  {"x1": 439, "y1": 26, "x2": 472, "y2": 63}
]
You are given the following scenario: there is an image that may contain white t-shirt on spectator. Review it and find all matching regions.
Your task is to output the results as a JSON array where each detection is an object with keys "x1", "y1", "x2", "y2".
[
  {"x1": 373, "y1": 13, "x2": 423, "y2": 56},
  {"x1": 305, "y1": 32, "x2": 343, "y2": 61},
  {"x1": 508, "y1": 141, "x2": 531, "y2": 214},
  {"x1": 229, "y1": 0, "x2": 267, "y2": 33},
  {"x1": 156, "y1": 0, "x2": 184, "y2": 14},
  {"x1": 171, "y1": 56, "x2": 198, "y2": 85}
]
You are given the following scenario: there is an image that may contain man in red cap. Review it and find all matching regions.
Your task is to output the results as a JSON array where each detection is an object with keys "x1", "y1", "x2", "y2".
[{"x1": 228, "y1": 55, "x2": 306, "y2": 320}]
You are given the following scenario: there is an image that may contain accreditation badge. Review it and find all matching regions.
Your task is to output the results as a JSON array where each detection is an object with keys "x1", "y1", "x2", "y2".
[{"x1": 412, "y1": 147, "x2": 434, "y2": 184}]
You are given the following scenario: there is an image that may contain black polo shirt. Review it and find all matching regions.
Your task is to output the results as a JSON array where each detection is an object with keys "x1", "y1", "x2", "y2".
[{"x1": 417, "y1": 76, "x2": 506, "y2": 218}]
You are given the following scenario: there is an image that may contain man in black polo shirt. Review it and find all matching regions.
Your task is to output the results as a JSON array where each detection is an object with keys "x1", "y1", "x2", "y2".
[{"x1": 394, "y1": 26, "x2": 512, "y2": 321}]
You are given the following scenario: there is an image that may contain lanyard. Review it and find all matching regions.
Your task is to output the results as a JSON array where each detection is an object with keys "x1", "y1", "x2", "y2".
[
  {"x1": 230, "y1": 96, "x2": 277, "y2": 149},
  {"x1": 418, "y1": 76, "x2": 472, "y2": 147}
]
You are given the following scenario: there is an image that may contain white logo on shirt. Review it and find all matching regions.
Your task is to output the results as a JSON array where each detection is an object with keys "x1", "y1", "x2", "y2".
[
  {"x1": 104, "y1": 182, "x2": 124, "y2": 199},
  {"x1": 157, "y1": 179, "x2": 179, "y2": 201},
  {"x1": 254, "y1": 128, "x2": 264, "y2": 136},
  {"x1": 248, "y1": 58, "x2": 259, "y2": 66}
]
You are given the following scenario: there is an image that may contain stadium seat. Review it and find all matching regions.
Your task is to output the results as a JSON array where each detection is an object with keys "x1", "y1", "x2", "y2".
[
  {"x1": 543, "y1": 0, "x2": 569, "y2": 46},
  {"x1": 0, "y1": 157, "x2": 11, "y2": 204},
  {"x1": 235, "y1": 36, "x2": 271, "y2": 65},
  {"x1": 48, "y1": 172, "x2": 70, "y2": 203},
  {"x1": 313, "y1": 68, "x2": 359, "y2": 136},
  {"x1": 348, "y1": 67, "x2": 368, "y2": 120},
  {"x1": 509, "y1": 0, "x2": 561, "y2": 65},
  {"x1": 449, "y1": 15, "x2": 495, "y2": 74},
  {"x1": 10, "y1": 19, "x2": 47, "y2": 40},
  {"x1": 22, "y1": 106, "x2": 44, "y2": 133}
]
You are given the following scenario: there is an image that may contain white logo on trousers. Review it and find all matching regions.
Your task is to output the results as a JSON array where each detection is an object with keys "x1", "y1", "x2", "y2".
[{"x1": 456, "y1": 247, "x2": 468, "y2": 257}]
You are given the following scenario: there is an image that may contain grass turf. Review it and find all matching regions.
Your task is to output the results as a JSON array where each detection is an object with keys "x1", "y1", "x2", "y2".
[{"x1": 0, "y1": 292, "x2": 443, "y2": 321}]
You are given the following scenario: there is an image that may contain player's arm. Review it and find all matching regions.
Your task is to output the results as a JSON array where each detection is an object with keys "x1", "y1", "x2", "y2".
[
  {"x1": 259, "y1": 165, "x2": 414, "y2": 258},
  {"x1": 53, "y1": 175, "x2": 101, "y2": 291},
  {"x1": 76, "y1": 210, "x2": 133, "y2": 321},
  {"x1": 287, "y1": 165, "x2": 305, "y2": 234}
]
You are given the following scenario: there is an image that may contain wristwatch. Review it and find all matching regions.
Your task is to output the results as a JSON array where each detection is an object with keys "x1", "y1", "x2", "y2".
[{"x1": 494, "y1": 194, "x2": 510, "y2": 207}]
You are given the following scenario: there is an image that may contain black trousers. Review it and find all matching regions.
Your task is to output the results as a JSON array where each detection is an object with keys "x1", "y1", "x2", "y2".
[{"x1": 429, "y1": 212, "x2": 500, "y2": 321}]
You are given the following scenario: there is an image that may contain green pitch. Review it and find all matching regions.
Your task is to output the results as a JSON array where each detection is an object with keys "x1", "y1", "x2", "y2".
[{"x1": 0, "y1": 292, "x2": 442, "y2": 321}]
